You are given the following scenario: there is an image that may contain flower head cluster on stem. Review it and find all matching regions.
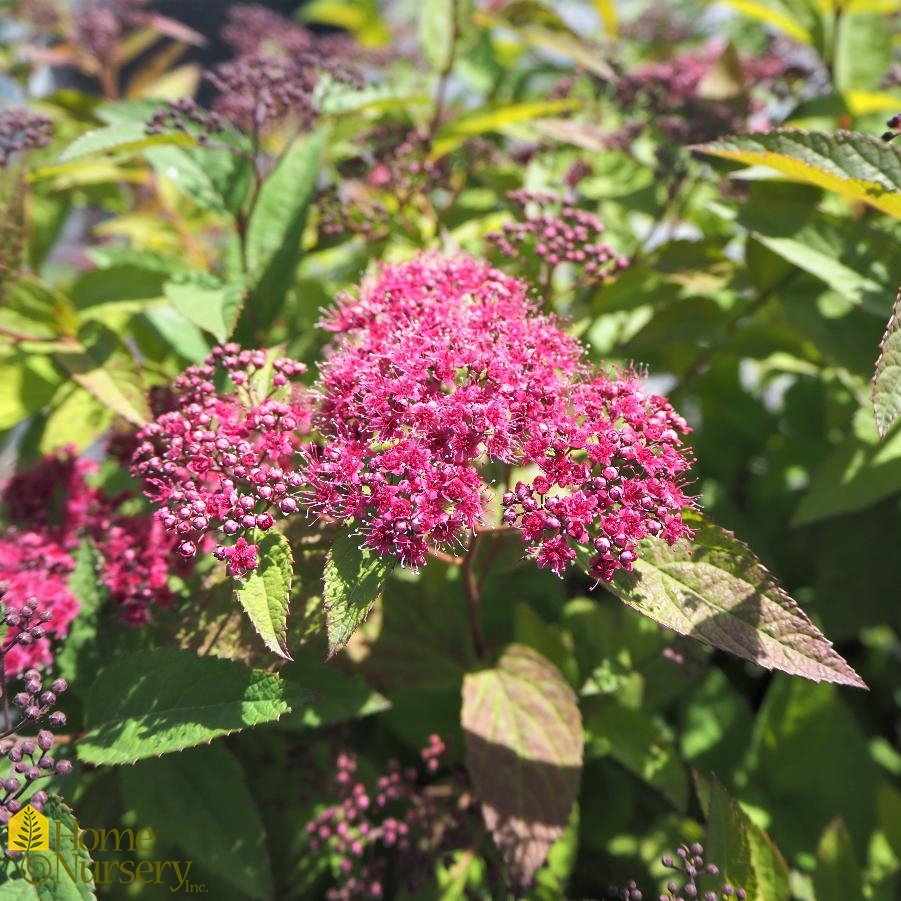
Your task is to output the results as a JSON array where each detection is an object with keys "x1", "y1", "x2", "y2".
[
  {"x1": 487, "y1": 189, "x2": 628, "y2": 286},
  {"x1": 307, "y1": 253, "x2": 694, "y2": 581},
  {"x1": 0, "y1": 596, "x2": 72, "y2": 829},
  {"x1": 0, "y1": 109, "x2": 53, "y2": 167},
  {"x1": 131, "y1": 345, "x2": 311, "y2": 576},
  {"x1": 305, "y1": 735, "x2": 462, "y2": 900}
]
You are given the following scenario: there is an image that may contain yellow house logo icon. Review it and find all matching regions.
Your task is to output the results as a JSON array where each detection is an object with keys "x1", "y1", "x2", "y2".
[{"x1": 7, "y1": 804, "x2": 49, "y2": 851}]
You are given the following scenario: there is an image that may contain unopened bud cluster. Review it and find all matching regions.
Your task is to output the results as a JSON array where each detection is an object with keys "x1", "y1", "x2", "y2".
[
  {"x1": 131, "y1": 345, "x2": 311, "y2": 577},
  {"x1": 145, "y1": 99, "x2": 226, "y2": 145},
  {"x1": 488, "y1": 190, "x2": 628, "y2": 283},
  {"x1": 0, "y1": 109, "x2": 53, "y2": 167},
  {"x1": 0, "y1": 647, "x2": 72, "y2": 831},
  {"x1": 305, "y1": 735, "x2": 459, "y2": 900}
]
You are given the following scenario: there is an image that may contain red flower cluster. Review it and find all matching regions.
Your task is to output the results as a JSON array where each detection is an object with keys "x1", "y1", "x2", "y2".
[
  {"x1": 131, "y1": 345, "x2": 311, "y2": 577},
  {"x1": 0, "y1": 447, "x2": 183, "y2": 650},
  {"x1": 305, "y1": 254, "x2": 580, "y2": 568},
  {"x1": 307, "y1": 254, "x2": 695, "y2": 580}
]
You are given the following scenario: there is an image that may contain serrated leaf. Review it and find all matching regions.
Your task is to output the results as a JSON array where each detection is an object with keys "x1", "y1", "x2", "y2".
[
  {"x1": 234, "y1": 531, "x2": 293, "y2": 660},
  {"x1": 120, "y1": 745, "x2": 273, "y2": 899},
  {"x1": 164, "y1": 272, "x2": 246, "y2": 343},
  {"x1": 78, "y1": 648, "x2": 306, "y2": 764},
  {"x1": 56, "y1": 539, "x2": 106, "y2": 684},
  {"x1": 603, "y1": 512, "x2": 866, "y2": 688},
  {"x1": 873, "y1": 288, "x2": 901, "y2": 437},
  {"x1": 244, "y1": 131, "x2": 323, "y2": 328},
  {"x1": 695, "y1": 130, "x2": 901, "y2": 219},
  {"x1": 323, "y1": 531, "x2": 393, "y2": 658},
  {"x1": 52, "y1": 324, "x2": 150, "y2": 426},
  {"x1": 59, "y1": 122, "x2": 195, "y2": 161},
  {"x1": 462, "y1": 644, "x2": 583, "y2": 888}
]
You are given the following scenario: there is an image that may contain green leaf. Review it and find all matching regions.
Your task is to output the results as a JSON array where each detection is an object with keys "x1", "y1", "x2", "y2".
[
  {"x1": 52, "y1": 324, "x2": 150, "y2": 426},
  {"x1": 706, "y1": 780, "x2": 790, "y2": 901},
  {"x1": 873, "y1": 288, "x2": 901, "y2": 438},
  {"x1": 813, "y1": 819, "x2": 862, "y2": 901},
  {"x1": 234, "y1": 531, "x2": 294, "y2": 660},
  {"x1": 120, "y1": 744, "x2": 273, "y2": 899},
  {"x1": 603, "y1": 512, "x2": 866, "y2": 688},
  {"x1": 323, "y1": 531, "x2": 393, "y2": 658},
  {"x1": 164, "y1": 271, "x2": 246, "y2": 344},
  {"x1": 419, "y1": 0, "x2": 461, "y2": 71},
  {"x1": 244, "y1": 131, "x2": 323, "y2": 326},
  {"x1": 0, "y1": 353, "x2": 60, "y2": 431},
  {"x1": 714, "y1": 0, "x2": 814, "y2": 43},
  {"x1": 277, "y1": 653, "x2": 390, "y2": 728},
  {"x1": 583, "y1": 698, "x2": 688, "y2": 809},
  {"x1": 461, "y1": 644, "x2": 583, "y2": 888},
  {"x1": 695, "y1": 130, "x2": 901, "y2": 219},
  {"x1": 432, "y1": 100, "x2": 581, "y2": 156},
  {"x1": 794, "y1": 408, "x2": 901, "y2": 524},
  {"x1": 78, "y1": 648, "x2": 304, "y2": 764},
  {"x1": 59, "y1": 122, "x2": 196, "y2": 162},
  {"x1": 56, "y1": 540, "x2": 106, "y2": 685},
  {"x1": 834, "y1": 12, "x2": 893, "y2": 92}
]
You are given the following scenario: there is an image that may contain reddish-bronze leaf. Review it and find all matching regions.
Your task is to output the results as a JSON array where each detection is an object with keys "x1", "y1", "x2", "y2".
[{"x1": 462, "y1": 644, "x2": 583, "y2": 887}]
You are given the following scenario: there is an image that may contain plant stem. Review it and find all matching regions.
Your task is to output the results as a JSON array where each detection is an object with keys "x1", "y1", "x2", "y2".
[
  {"x1": 427, "y1": 0, "x2": 461, "y2": 144},
  {"x1": 462, "y1": 534, "x2": 486, "y2": 660}
]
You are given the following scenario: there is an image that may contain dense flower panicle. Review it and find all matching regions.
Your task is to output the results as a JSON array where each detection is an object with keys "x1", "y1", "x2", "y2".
[
  {"x1": 131, "y1": 345, "x2": 311, "y2": 576},
  {"x1": 0, "y1": 535, "x2": 79, "y2": 676},
  {"x1": 310, "y1": 254, "x2": 694, "y2": 579},
  {"x1": 487, "y1": 190, "x2": 628, "y2": 284},
  {"x1": 221, "y1": 3, "x2": 357, "y2": 60},
  {"x1": 504, "y1": 371, "x2": 694, "y2": 582},
  {"x1": 306, "y1": 736, "x2": 461, "y2": 900},
  {"x1": 307, "y1": 255, "x2": 584, "y2": 568},
  {"x1": 2, "y1": 448, "x2": 179, "y2": 623},
  {"x1": 208, "y1": 49, "x2": 362, "y2": 133},
  {"x1": 145, "y1": 98, "x2": 226, "y2": 144},
  {"x1": 0, "y1": 109, "x2": 53, "y2": 167},
  {"x1": 71, "y1": 0, "x2": 148, "y2": 61}
]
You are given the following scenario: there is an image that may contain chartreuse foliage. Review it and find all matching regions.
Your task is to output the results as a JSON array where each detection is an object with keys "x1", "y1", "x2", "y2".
[{"x1": 2, "y1": 0, "x2": 901, "y2": 898}]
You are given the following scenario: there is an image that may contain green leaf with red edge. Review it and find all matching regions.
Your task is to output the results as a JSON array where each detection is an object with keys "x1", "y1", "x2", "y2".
[
  {"x1": 601, "y1": 512, "x2": 866, "y2": 688},
  {"x1": 873, "y1": 287, "x2": 901, "y2": 438},
  {"x1": 323, "y1": 530, "x2": 393, "y2": 658},
  {"x1": 234, "y1": 530, "x2": 294, "y2": 660},
  {"x1": 695, "y1": 130, "x2": 901, "y2": 220},
  {"x1": 462, "y1": 644, "x2": 583, "y2": 888}
]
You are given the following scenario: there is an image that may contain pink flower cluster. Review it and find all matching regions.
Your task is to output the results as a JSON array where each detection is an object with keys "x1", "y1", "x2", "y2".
[
  {"x1": 131, "y1": 345, "x2": 311, "y2": 577},
  {"x1": 306, "y1": 736, "x2": 456, "y2": 900},
  {"x1": 0, "y1": 533, "x2": 79, "y2": 676},
  {"x1": 305, "y1": 255, "x2": 581, "y2": 568},
  {"x1": 0, "y1": 448, "x2": 184, "y2": 656},
  {"x1": 487, "y1": 190, "x2": 628, "y2": 284},
  {"x1": 308, "y1": 254, "x2": 695, "y2": 581}
]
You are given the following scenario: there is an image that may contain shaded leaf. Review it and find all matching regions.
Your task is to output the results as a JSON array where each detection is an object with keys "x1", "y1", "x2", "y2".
[
  {"x1": 323, "y1": 531, "x2": 393, "y2": 658},
  {"x1": 603, "y1": 512, "x2": 866, "y2": 688},
  {"x1": 234, "y1": 530, "x2": 294, "y2": 659},
  {"x1": 706, "y1": 780, "x2": 790, "y2": 901},
  {"x1": 695, "y1": 130, "x2": 901, "y2": 219},
  {"x1": 873, "y1": 288, "x2": 901, "y2": 437},
  {"x1": 813, "y1": 819, "x2": 862, "y2": 901},
  {"x1": 78, "y1": 648, "x2": 306, "y2": 764},
  {"x1": 462, "y1": 644, "x2": 583, "y2": 888},
  {"x1": 120, "y1": 745, "x2": 273, "y2": 899}
]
